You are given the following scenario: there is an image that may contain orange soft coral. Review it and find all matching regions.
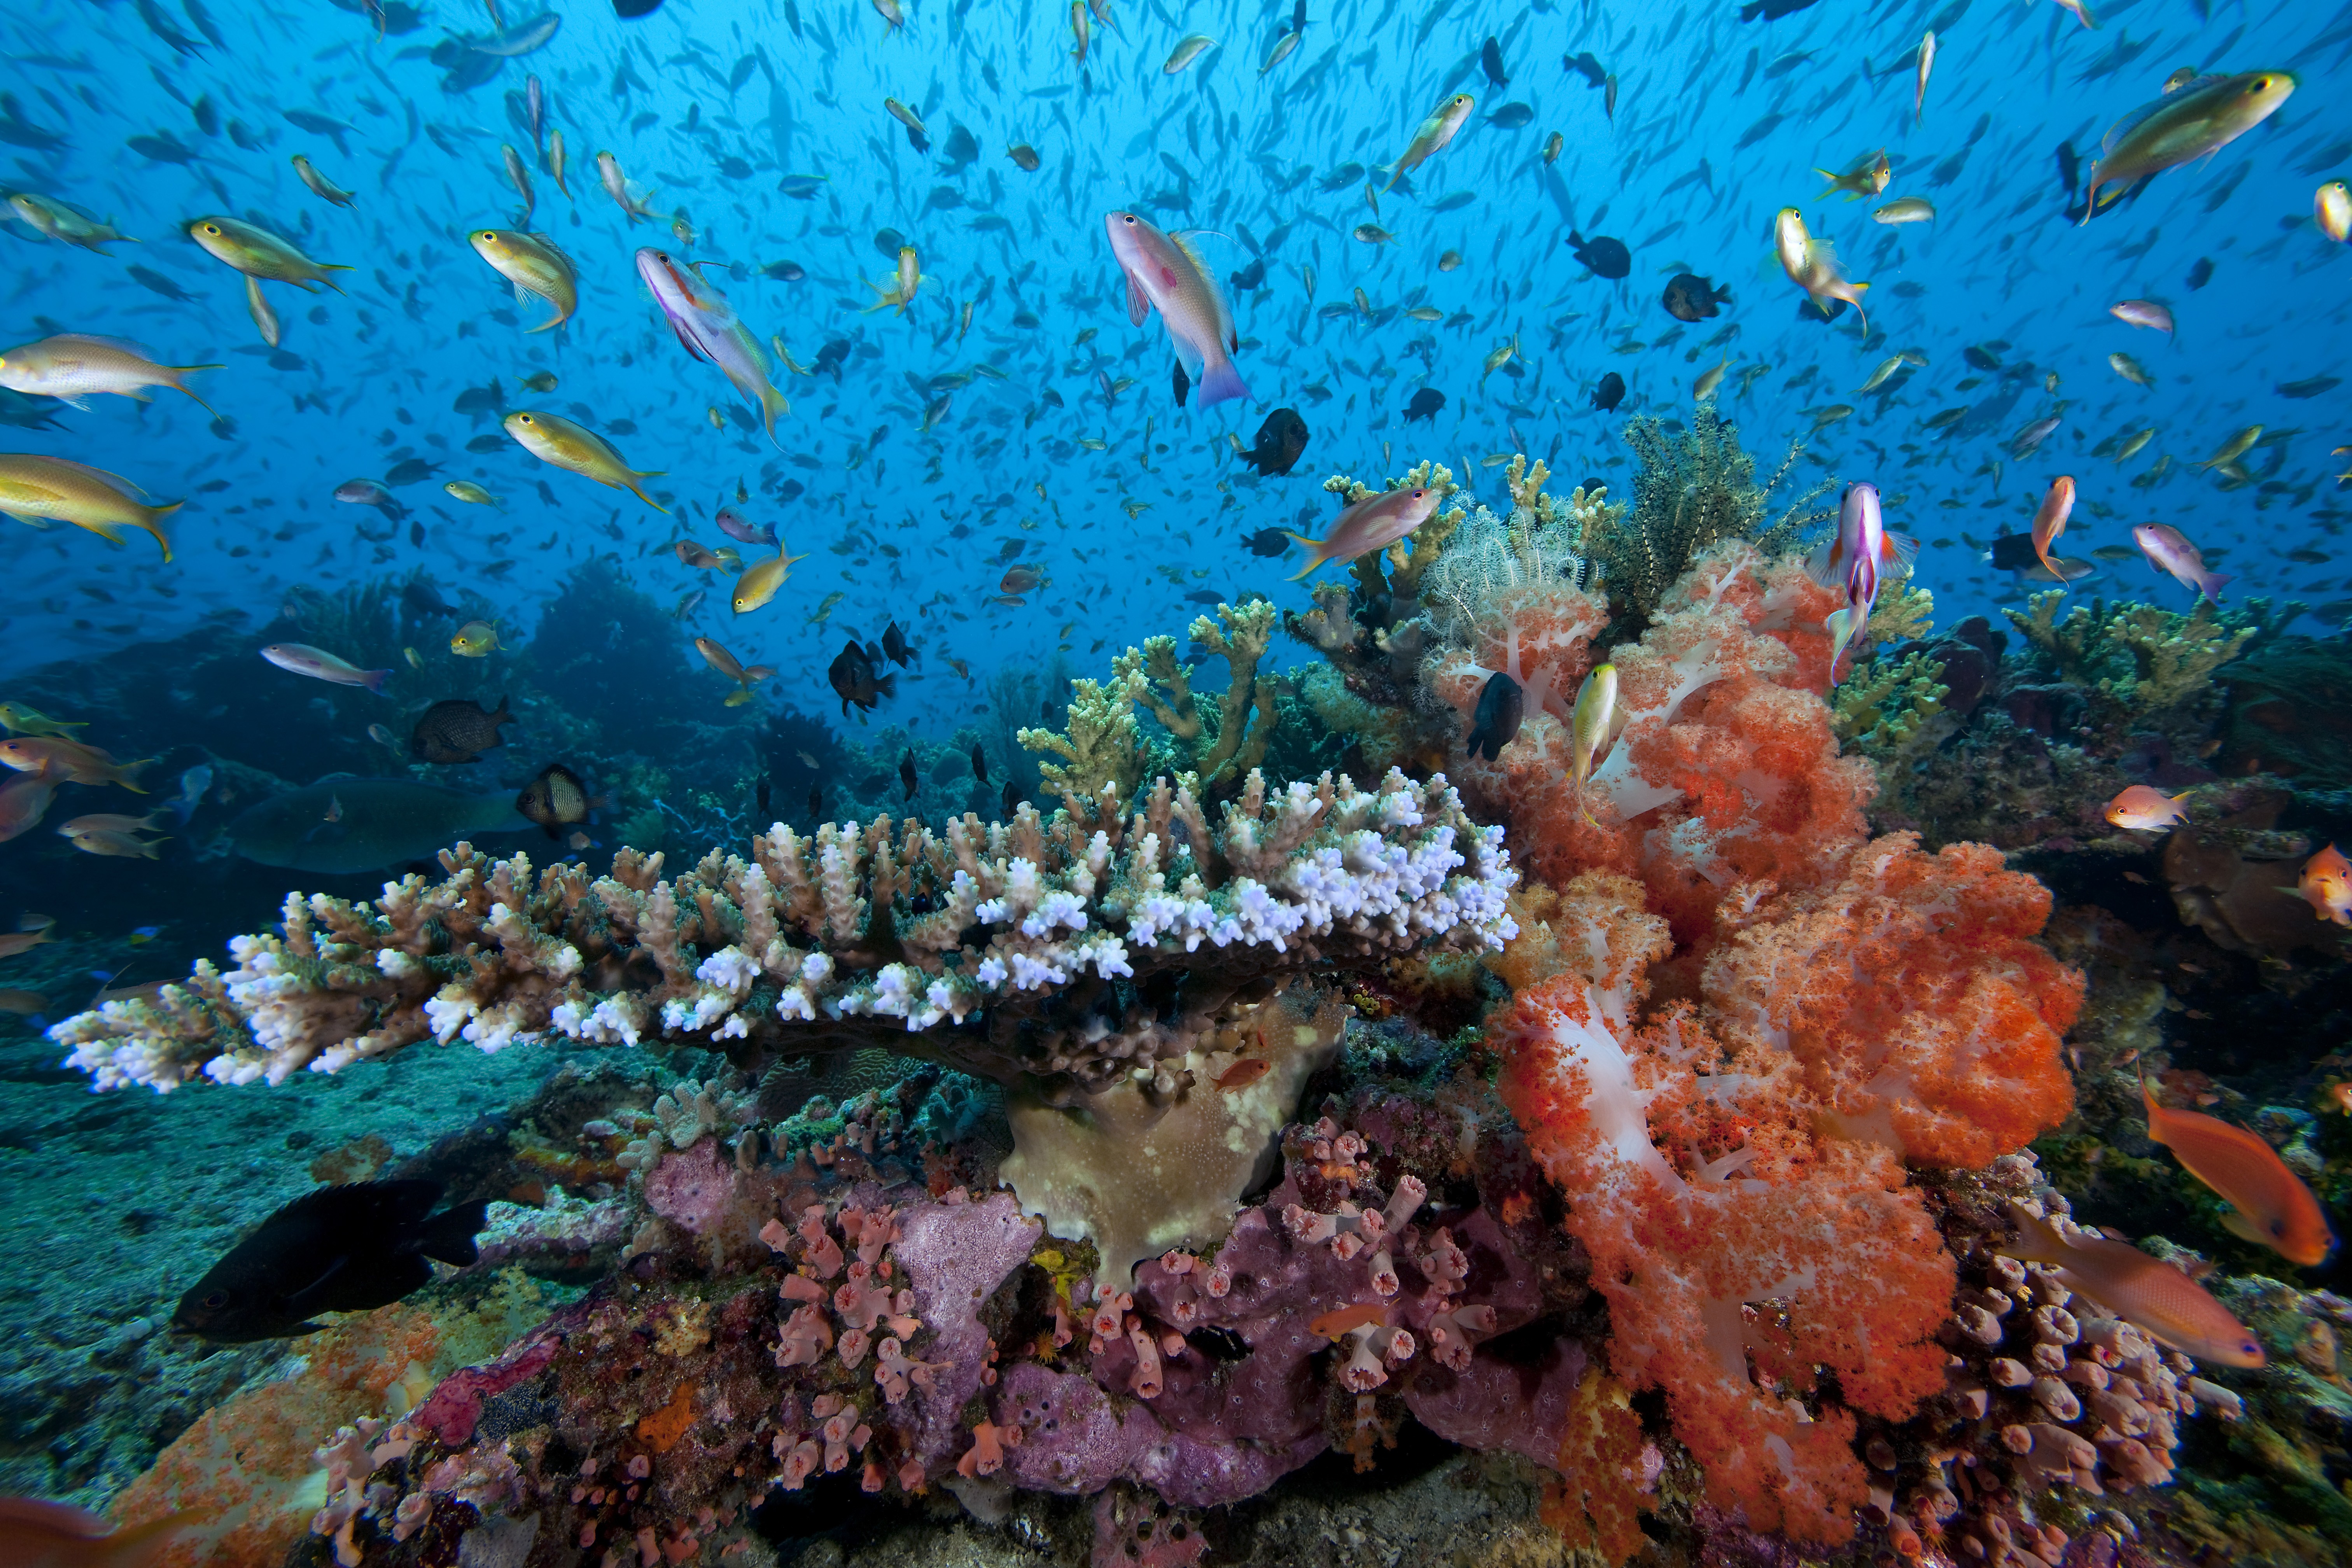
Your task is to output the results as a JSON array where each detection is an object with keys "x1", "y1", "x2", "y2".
[
  {"x1": 1493, "y1": 873, "x2": 1957, "y2": 1545},
  {"x1": 1433, "y1": 543, "x2": 1872, "y2": 940},
  {"x1": 1702, "y1": 834, "x2": 2082, "y2": 1169}
]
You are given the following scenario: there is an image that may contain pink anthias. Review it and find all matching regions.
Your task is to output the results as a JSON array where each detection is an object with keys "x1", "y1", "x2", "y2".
[{"x1": 1104, "y1": 210, "x2": 1248, "y2": 408}]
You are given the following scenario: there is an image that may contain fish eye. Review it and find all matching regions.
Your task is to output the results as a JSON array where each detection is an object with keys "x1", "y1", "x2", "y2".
[{"x1": 202, "y1": 1290, "x2": 228, "y2": 1309}]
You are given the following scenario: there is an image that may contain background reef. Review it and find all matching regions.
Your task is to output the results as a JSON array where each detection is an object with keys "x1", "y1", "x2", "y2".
[{"x1": 8, "y1": 417, "x2": 2352, "y2": 1568}]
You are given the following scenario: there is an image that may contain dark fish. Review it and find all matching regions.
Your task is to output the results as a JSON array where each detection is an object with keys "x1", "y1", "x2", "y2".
[
  {"x1": 881, "y1": 619, "x2": 918, "y2": 666},
  {"x1": 282, "y1": 109, "x2": 355, "y2": 156},
  {"x1": 808, "y1": 783, "x2": 822, "y2": 819},
  {"x1": 761, "y1": 260, "x2": 807, "y2": 282},
  {"x1": 615, "y1": 0, "x2": 665, "y2": 17},
  {"x1": 1173, "y1": 360, "x2": 1190, "y2": 406},
  {"x1": 1567, "y1": 231, "x2": 1629, "y2": 279},
  {"x1": 939, "y1": 123, "x2": 979, "y2": 172},
  {"x1": 970, "y1": 743, "x2": 989, "y2": 784},
  {"x1": 385, "y1": 457, "x2": 441, "y2": 486},
  {"x1": 1986, "y1": 532, "x2": 2093, "y2": 581},
  {"x1": 1740, "y1": 0, "x2": 1821, "y2": 18},
  {"x1": 191, "y1": 95, "x2": 219, "y2": 136},
  {"x1": 0, "y1": 389, "x2": 66, "y2": 430},
  {"x1": 0, "y1": 94, "x2": 66, "y2": 152},
  {"x1": 516, "y1": 762, "x2": 591, "y2": 836},
  {"x1": 1404, "y1": 388, "x2": 1446, "y2": 424},
  {"x1": 1661, "y1": 273, "x2": 1730, "y2": 322},
  {"x1": 172, "y1": 1179, "x2": 486, "y2": 1342},
  {"x1": 125, "y1": 265, "x2": 197, "y2": 302},
  {"x1": 1001, "y1": 779, "x2": 1019, "y2": 817},
  {"x1": 2278, "y1": 375, "x2": 2342, "y2": 399},
  {"x1": 1591, "y1": 371, "x2": 1626, "y2": 412},
  {"x1": 410, "y1": 696, "x2": 513, "y2": 763},
  {"x1": 466, "y1": 434, "x2": 506, "y2": 453},
  {"x1": 1486, "y1": 102, "x2": 1534, "y2": 130},
  {"x1": 827, "y1": 639, "x2": 895, "y2": 718},
  {"x1": 452, "y1": 378, "x2": 504, "y2": 415},
  {"x1": 410, "y1": 520, "x2": 425, "y2": 546},
  {"x1": 899, "y1": 748, "x2": 917, "y2": 802},
  {"x1": 1563, "y1": 51, "x2": 1608, "y2": 87},
  {"x1": 1465, "y1": 672, "x2": 1522, "y2": 761},
  {"x1": 813, "y1": 339, "x2": 851, "y2": 381},
  {"x1": 2186, "y1": 257, "x2": 2214, "y2": 290},
  {"x1": 1480, "y1": 37, "x2": 1509, "y2": 86},
  {"x1": 1241, "y1": 407, "x2": 1310, "y2": 474},
  {"x1": 756, "y1": 775, "x2": 772, "y2": 818},
  {"x1": 127, "y1": 132, "x2": 200, "y2": 164},
  {"x1": 2055, "y1": 140, "x2": 2081, "y2": 198},
  {"x1": 1184, "y1": 590, "x2": 1223, "y2": 605},
  {"x1": 1243, "y1": 527, "x2": 1292, "y2": 557},
  {"x1": 1964, "y1": 345, "x2": 2001, "y2": 371},
  {"x1": 1229, "y1": 256, "x2": 1267, "y2": 292}
]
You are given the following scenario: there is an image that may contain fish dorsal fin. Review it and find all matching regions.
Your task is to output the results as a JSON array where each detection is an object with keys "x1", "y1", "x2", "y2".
[
  {"x1": 35, "y1": 454, "x2": 150, "y2": 499},
  {"x1": 2100, "y1": 78, "x2": 2219, "y2": 153}
]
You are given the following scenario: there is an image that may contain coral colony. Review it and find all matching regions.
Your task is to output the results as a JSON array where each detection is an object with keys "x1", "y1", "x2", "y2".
[{"x1": 46, "y1": 440, "x2": 2328, "y2": 1568}]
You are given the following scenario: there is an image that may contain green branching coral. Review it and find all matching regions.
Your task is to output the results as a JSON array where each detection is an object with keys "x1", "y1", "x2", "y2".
[
  {"x1": 1018, "y1": 665, "x2": 1146, "y2": 818},
  {"x1": 1591, "y1": 402, "x2": 1836, "y2": 631},
  {"x1": 1028, "y1": 602, "x2": 1284, "y2": 807},
  {"x1": 1282, "y1": 459, "x2": 1467, "y2": 707},
  {"x1": 1868, "y1": 578, "x2": 1934, "y2": 648},
  {"x1": 1834, "y1": 649, "x2": 1950, "y2": 768},
  {"x1": 1127, "y1": 601, "x2": 1282, "y2": 790},
  {"x1": 2004, "y1": 592, "x2": 2253, "y2": 714}
]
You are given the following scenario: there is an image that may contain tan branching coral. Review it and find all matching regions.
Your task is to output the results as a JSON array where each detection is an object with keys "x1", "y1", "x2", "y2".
[
  {"x1": 1834, "y1": 648, "x2": 1951, "y2": 767},
  {"x1": 2004, "y1": 591, "x2": 2252, "y2": 727},
  {"x1": 56, "y1": 770, "x2": 1518, "y2": 1103}
]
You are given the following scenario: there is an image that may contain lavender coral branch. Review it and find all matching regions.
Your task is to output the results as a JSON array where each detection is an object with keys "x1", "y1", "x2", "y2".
[{"x1": 54, "y1": 768, "x2": 1517, "y2": 1099}]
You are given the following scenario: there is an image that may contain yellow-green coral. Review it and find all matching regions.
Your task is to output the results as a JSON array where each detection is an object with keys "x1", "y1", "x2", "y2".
[
  {"x1": 2004, "y1": 591, "x2": 2252, "y2": 712},
  {"x1": 1867, "y1": 576, "x2": 1934, "y2": 648},
  {"x1": 1019, "y1": 664, "x2": 1146, "y2": 816},
  {"x1": 1316, "y1": 458, "x2": 1468, "y2": 601},
  {"x1": 1079, "y1": 602, "x2": 1281, "y2": 794},
  {"x1": 1834, "y1": 648, "x2": 1949, "y2": 766}
]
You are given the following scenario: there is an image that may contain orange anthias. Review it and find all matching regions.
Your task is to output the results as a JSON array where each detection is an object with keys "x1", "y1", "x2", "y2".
[
  {"x1": 2143, "y1": 1080, "x2": 2337, "y2": 1266},
  {"x1": 2299, "y1": 843, "x2": 2352, "y2": 926}
]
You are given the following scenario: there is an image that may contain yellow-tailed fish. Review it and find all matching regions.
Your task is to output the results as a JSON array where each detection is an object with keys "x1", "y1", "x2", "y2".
[
  {"x1": 450, "y1": 620, "x2": 500, "y2": 657},
  {"x1": 2116, "y1": 427, "x2": 2155, "y2": 462},
  {"x1": 7, "y1": 192, "x2": 134, "y2": 252},
  {"x1": 290, "y1": 154, "x2": 356, "y2": 208},
  {"x1": 501, "y1": 143, "x2": 535, "y2": 222},
  {"x1": 1813, "y1": 148, "x2": 1890, "y2": 200},
  {"x1": 1163, "y1": 34, "x2": 1214, "y2": 72},
  {"x1": 2318, "y1": 181, "x2": 2352, "y2": 244},
  {"x1": 1069, "y1": 2, "x2": 1089, "y2": 68},
  {"x1": 444, "y1": 480, "x2": 502, "y2": 507},
  {"x1": 548, "y1": 128, "x2": 571, "y2": 199},
  {"x1": 1383, "y1": 93, "x2": 1475, "y2": 192},
  {"x1": 1543, "y1": 131, "x2": 1563, "y2": 164},
  {"x1": 2194, "y1": 424, "x2": 2261, "y2": 469},
  {"x1": 1857, "y1": 355, "x2": 1905, "y2": 392},
  {"x1": 1872, "y1": 196, "x2": 1936, "y2": 224},
  {"x1": 1260, "y1": 30, "x2": 1300, "y2": 75},
  {"x1": 1773, "y1": 208, "x2": 1868, "y2": 332},
  {"x1": 0, "y1": 454, "x2": 177, "y2": 558},
  {"x1": 2109, "y1": 351, "x2": 2156, "y2": 387},
  {"x1": 1916, "y1": 30, "x2": 1936, "y2": 121},
  {"x1": 2083, "y1": 72, "x2": 2297, "y2": 222},
  {"x1": 732, "y1": 542, "x2": 812, "y2": 614},
  {"x1": 1104, "y1": 211, "x2": 1247, "y2": 408},
  {"x1": 634, "y1": 248, "x2": 790, "y2": 444},
  {"x1": 1694, "y1": 357, "x2": 1729, "y2": 401},
  {"x1": 469, "y1": 229, "x2": 577, "y2": 332},
  {"x1": 595, "y1": 150, "x2": 661, "y2": 222},
  {"x1": 244, "y1": 275, "x2": 280, "y2": 348},
  {"x1": 1570, "y1": 663, "x2": 1626, "y2": 827},
  {"x1": 504, "y1": 410, "x2": 666, "y2": 511},
  {"x1": 187, "y1": 215, "x2": 351, "y2": 291},
  {"x1": 0, "y1": 334, "x2": 219, "y2": 415},
  {"x1": 896, "y1": 245, "x2": 920, "y2": 313}
]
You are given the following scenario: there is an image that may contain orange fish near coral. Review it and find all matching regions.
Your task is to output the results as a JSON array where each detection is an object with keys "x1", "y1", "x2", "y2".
[
  {"x1": 0, "y1": 737, "x2": 150, "y2": 791},
  {"x1": 2298, "y1": 843, "x2": 2352, "y2": 926},
  {"x1": 1998, "y1": 1203, "x2": 2265, "y2": 1367},
  {"x1": 0, "y1": 1495, "x2": 201, "y2": 1567},
  {"x1": 2142, "y1": 1081, "x2": 2335, "y2": 1266},
  {"x1": 2103, "y1": 785, "x2": 2190, "y2": 831},
  {"x1": 1213, "y1": 1058, "x2": 1270, "y2": 1090},
  {"x1": 2030, "y1": 475, "x2": 2075, "y2": 583},
  {"x1": 1284, "y1": 485, "x2": 1437, "y2": 581},
  {"x1": 1309, "y1": 1302, "x2": 1388, "y2": 1339}
]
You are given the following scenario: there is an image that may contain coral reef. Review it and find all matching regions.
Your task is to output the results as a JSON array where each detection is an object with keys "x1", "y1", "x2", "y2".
[{"x1": 54, "y1": 768, "x2": 1516, "y2": 1099}]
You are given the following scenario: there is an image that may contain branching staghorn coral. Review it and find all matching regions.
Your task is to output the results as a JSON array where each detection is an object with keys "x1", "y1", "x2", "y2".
[
  {"x1": 55, "y1": 768, "x2": 1517, "y2": 1104},
  {"x1": 1125, "y1": 600, "x2": 1282, "y2": 790},
  {"x1": 1591, "y1": 402, "x2": 1836, "y2": 633},
  {"x1": 1017, "y1": 665, "x2": 1149, "y2": 816},
  {"x1": 1834, "y1": 648, "x2": 1951, "y2": 768},
  {"x1": 2004, "y1": 591, "x2": 2252, "y2": 714}
]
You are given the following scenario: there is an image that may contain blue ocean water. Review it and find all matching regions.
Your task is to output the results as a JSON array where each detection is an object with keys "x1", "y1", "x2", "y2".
[{"x1": 0, "y1": 0, "x2": 2344, "y2": 698}]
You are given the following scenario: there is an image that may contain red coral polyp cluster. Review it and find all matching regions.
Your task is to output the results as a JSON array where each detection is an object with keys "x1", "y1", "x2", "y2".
[{"x1": 1491, "y1": 834, "x2": 2081, "y2": 1544}]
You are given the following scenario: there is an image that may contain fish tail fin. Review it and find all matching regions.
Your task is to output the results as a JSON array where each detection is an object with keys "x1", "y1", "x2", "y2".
[
  {"x1": 361, "y1": 668, "x2": 392, "y2": 696},
  {"x1": 1197, "y1": 357, "x2": 1248, "y2": 408},
  {"x1": 110, "y1": 758, "x2": 157, "y2": 793},
  {"x1": 631, "y1": 473, "x2": 671, "y2": 514},
  {"x1": 1824, "y1": 607, "x2": 1857, "y2": 686},
  {"x1": 418, "y1": 1198, "x2": 490, "y2": 1266},
  {"x1": 2203, "y1": 573, "x2": 2233, "y2": 601},
  {"x1": 877, "y1": 672, "x2": 898, "y2": 701},
  {"x1": 1284, "y1": 531, "x2": 1328, "y2": 581},
  {"x1": 319, "y1": 264, "x2": 355, "y2": 294},
  {"x1": 137, "y1": 836, "x2": 168, "y2": 858},
  {"x1": 140, "y1": 501, "x2": 179, "y2": 562},
  {"x1": 758, "y1": 382, "x2": 790, "y2": 443}
]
